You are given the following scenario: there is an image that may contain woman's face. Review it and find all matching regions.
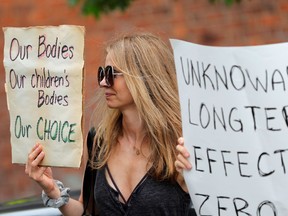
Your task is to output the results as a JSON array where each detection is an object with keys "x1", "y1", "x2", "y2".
[{"x1": 99, "y1": 52, "x2": 135, "y2": 111}]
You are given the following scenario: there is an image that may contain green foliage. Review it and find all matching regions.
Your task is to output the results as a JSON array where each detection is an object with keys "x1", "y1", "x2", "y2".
[
  {"x1": 69, "y1": 0, "x2": 242, "y2": 19},
  {"x1": 209, "y1": 0, "x2": 242, "y2": 6},
  {"x1": 68, "y1": 0, "x2": 133, "y2": 18}
]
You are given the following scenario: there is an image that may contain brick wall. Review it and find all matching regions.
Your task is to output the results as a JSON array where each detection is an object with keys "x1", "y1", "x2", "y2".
[{"x1": 0, "y1": 0, "x2": 287, "y2": 202}]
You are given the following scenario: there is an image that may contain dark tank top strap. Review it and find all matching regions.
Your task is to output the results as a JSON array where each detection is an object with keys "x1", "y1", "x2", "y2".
[{"x1": 106, "y1": 165, "x2": 128, "y2": 204}]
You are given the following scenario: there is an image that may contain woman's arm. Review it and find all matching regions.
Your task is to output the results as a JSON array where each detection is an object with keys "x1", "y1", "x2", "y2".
[
  {"x1": 25, "y1": 143, "x2": 84, "y2": 216},
  {"x1": 58, "y1": 195, "x2": 84, "y2": 216}
]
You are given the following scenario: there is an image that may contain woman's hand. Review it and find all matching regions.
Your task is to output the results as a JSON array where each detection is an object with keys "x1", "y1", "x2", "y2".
[
  {"x1": 25, "y1": 143, "x2": 60, "y2": 198},
  {"x1": 175, "y1": 137, "x2": 192, "y2": 173}
]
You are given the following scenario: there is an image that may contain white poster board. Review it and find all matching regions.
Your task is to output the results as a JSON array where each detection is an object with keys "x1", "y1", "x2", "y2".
[
  {"x1": 3, "y1": 25, "x2": 85, "y2": 168},
  {"x1": 171, "y1": 39, "x2": 288, "y2": 216}
]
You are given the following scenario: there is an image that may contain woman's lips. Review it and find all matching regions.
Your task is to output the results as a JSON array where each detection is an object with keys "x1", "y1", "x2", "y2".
[{"x1": 105, "y1": 92, "x2": 114, "y2": 98}]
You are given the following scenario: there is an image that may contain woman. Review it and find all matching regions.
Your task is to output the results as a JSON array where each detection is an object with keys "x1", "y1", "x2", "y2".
[{"x1": 25, "y1": 32, "x2": 194, "y2": 215}]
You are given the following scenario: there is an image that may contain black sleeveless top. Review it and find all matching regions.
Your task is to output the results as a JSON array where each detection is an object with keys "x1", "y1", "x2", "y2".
[
  {"x1": 82, "y1": 128, "x2": 196, "y2": 216},
  {"x1": 94, "y1": 165, "x2": 192, "y2": 216}
]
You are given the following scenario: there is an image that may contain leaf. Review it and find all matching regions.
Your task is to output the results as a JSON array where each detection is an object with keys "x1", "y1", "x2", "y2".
[
  {"x1": 68, "y1": 0, "x2": 241, "y2": 19},
  {"x1": 68, "y1": 0, "x2": 79, "y2": 6},
  {"x1": 208, "y1": 0, "x2": 241, "y2": 5},
  {"x1": 69, "y1": 0, "x2": 133, "y2": 18}
]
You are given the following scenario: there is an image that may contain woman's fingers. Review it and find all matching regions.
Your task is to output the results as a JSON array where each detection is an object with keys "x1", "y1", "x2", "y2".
[
  {"x1": 175, "y1": 137, "x2": 192, "y2": 172},
  {"x1": 177, "y1": 137, "x2": 190, "y2": 157},
  {"x1": 176, "y1": 151, "x2": 192, "y2": 169},
  {"x1": 176, "y1": 144, "x2": 190, "y2": 158},
  {"x1": 26, "y1": 143, "x2": 46, "y2": 181},
  {"x1": 175, "y1": 160, "x2": 185, "y2": 172},
  {"x1": 25, "y1": 144, "x2": 56, "y2": 194},
  {"x1": 28, "y1": 144, "x2": 42, "y2": 163},
  {"x1": 177, "y1": 137, "x2": 184, "y2": 146}
]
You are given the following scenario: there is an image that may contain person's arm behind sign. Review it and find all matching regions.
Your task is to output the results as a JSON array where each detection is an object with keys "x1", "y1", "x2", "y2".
[{"x1": 25, "y1": 143, "x2": 84, "y2": 216}]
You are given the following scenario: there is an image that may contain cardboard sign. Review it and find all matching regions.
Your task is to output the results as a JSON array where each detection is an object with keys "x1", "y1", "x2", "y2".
[
  {"x1": 3, "y1": 25, "x2": 85, "y2": 168},
  {"x1": 171, "y1": 39, "x2": 288, "y2": 216}
]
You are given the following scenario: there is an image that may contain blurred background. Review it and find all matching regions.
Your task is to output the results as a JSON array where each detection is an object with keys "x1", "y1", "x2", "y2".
[{"x1": 1, "y1": 0, "x2": 288, "y2": 202}]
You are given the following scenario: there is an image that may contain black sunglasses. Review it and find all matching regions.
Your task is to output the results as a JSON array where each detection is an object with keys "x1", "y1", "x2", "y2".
[{"x1": 98, "y1": 65, "x2": 123, "y2": 87}]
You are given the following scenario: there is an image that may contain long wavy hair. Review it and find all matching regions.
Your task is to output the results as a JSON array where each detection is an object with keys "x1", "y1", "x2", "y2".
[{"x1": 90, "y1": 32, "x2": 182, "y2": 181}]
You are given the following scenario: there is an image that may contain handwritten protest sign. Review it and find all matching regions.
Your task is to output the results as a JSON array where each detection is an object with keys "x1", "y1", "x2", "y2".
[
  {"x1": 3, "y1": 25, "x2": 84, "y2": 168},
  {"x1": 171, "y1": 39, "x2": 288, "y2": 216}
]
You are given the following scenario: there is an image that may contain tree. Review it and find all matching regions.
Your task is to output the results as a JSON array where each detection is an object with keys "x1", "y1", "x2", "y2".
[
  {"x1": 68, "y1": 0, "x2": 133, "y2": 18},
  {"x1": 209, "y1": 0, "x2": 241, "y2": 5},
  {"x1": 68, "y1": 0, "x2": 241, "y2": 19}
]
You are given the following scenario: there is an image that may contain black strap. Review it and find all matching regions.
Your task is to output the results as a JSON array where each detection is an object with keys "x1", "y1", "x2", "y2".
[
  {"x1": 106, "y1": 165, "x2": 128, "y2": 204},
  {"x1": 82, "y1": 127, "x2": 99, "y2": 216}
]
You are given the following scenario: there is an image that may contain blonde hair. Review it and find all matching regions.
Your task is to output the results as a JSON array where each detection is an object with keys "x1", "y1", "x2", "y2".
[{"x1": 90, "y1": 32, "x2": 182, "y2": 181}]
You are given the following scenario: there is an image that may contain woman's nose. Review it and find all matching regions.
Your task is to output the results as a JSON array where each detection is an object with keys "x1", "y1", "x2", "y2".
[{"x1": 99, "y1": 77, "x2": 109, "y2": 87}]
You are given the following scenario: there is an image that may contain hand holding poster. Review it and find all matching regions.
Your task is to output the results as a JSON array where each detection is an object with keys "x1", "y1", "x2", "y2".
[
  {"x1": 3, "y1": 25, "x2": 84, "y2": 168},
  {"x1": 171, "y1": 39, "x2": 288, "y2": 216}
]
